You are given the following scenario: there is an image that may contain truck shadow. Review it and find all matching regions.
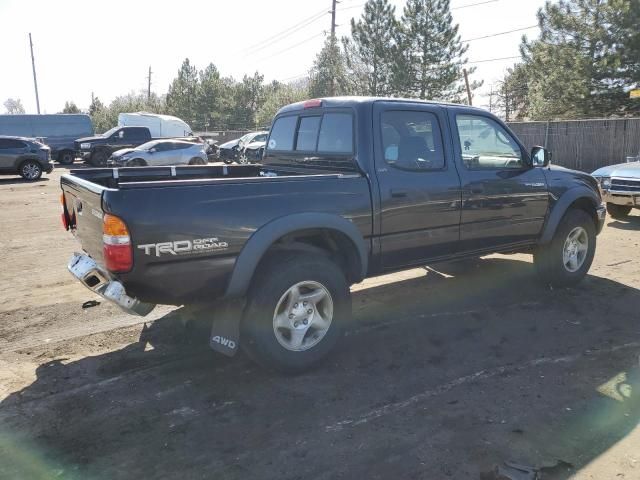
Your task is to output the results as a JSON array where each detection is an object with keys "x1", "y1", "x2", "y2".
[
  {"x1": 0, "y1": 177, "x2": 50, "y2": 185},
  {"x1": 607, "y1": 215, "x2": 640, "y2": 230},
  {"x1": 1, "y1": 257, "x2": 639, "y2": 479}
]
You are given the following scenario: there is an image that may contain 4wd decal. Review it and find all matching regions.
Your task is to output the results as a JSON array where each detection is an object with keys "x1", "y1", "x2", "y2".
[{"x1": 138, "y1": 237, "x2": 228, "y2": 257}]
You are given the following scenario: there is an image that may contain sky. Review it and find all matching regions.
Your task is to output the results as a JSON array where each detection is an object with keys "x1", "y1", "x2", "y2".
[{"x1": 0, "y1": 0, "x2": 545, "y2": 115}]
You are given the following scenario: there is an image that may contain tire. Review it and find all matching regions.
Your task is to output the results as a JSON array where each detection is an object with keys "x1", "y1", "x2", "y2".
[
  {"x1": 57, "y1": 150, "x2": 75, "y2": 165},
  {"x1": 606, "y1": 203, "x2": 631, "y2": 219},
  {"x1": 89, "y1": 150, "x2": 108, "y2": 166},
  {"x1": 126, "y1": 158, "x2": 146, "y2": 167},
  {"x1": 534, "y1": 209, "x2": 596, "y2": 288},
  {"x1": 242, "y1": 252, "x2": 351, "y2": 373},
  {"x1": 222, "y1": 158, "x2": 233, "y2": 165},
  {"x1": 19, "y1": 160, "x2": 43, "y2": 180},
  {"x1": 188, "y1": 157, "x2": 206, "y2": 165}
]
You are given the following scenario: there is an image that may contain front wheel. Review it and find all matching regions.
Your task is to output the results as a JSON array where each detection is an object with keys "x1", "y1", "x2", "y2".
[
  {"x1": 57, "y1": 150, "x2": 75, "y2": 165},
  {"x1": 19, "y1": 160, "x2": 43, "y2": 180},
  {"x1": 188, "y1": 157, "x2": 206, "y2": 165},
  {"x1": 126, "y1": 158, "x2": 146, "y2": 167},
  {"x1": 242, "y1": 253, "x2": 351, "y2": 373},
  {"x1": 89, "y1": 150, "x2": 108, "y2": 166},
  {"x1": 607, "y1": 203, "x2": 631, "y2": 219},
  {"x1": 534, "y1": 209, "x2": 596, "y2": 287}
]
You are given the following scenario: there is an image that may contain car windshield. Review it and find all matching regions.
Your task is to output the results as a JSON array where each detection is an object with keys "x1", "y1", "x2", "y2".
[
  {"x1": 137, "y1": 140, "x2": 160, "y2": 151},
  {"x1": 102, "y1": 127, "x2": 120, "y2": 137}
]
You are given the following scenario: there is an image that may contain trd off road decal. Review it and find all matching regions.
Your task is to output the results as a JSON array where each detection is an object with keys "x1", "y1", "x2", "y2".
[{"x1": 137, "y1": 237, "x2": 229, "y2": 257}]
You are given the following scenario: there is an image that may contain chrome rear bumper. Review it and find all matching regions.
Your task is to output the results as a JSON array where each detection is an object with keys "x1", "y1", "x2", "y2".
[{"x1": 68, "y1": 253, "x2": 155, "y2": 316}]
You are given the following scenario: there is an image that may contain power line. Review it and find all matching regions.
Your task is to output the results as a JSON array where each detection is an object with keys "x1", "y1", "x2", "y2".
[
  {"x1": 468, "y1": 55, "x2": 520, "y2": 64},
  {"x1": 259, "y1": 32, "x2": 327, "y2": 62},
  {"x1": 452, "y1": 0, "x2": 499, "y2": 9},
  {"x1": 462, "y1": 25, "x2": 538, "y2": 42},
  {"x1": 243, "y1": 8, "x2": 327, "y2": 56}
]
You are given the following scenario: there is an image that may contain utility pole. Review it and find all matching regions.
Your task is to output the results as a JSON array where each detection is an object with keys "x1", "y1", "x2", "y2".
[
  {"x1": 463, "y1": 68, "x2": 472, "y2": 106},
  {"x1": 488, "y1": 86, "x2": 494, "y2": 113},
  {"x1": 329, "y1": 0, "x2": 338, "y2": 96},
  {"x1": 29, "y1": 33, "x2": 41, "y2": 114},
  {"x1": 147, "y1": 66, "x2": 152, "y2": 101}
]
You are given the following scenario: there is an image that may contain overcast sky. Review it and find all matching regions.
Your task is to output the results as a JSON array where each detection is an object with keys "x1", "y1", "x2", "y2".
[{"x1": 0, "y1": 0, "x2": 545, "y2": 114}]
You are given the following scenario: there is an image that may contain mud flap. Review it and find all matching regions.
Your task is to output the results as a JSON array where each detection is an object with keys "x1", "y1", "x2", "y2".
[{"x1": 208, "y1": 299, "x2": 243, "y2": 357}]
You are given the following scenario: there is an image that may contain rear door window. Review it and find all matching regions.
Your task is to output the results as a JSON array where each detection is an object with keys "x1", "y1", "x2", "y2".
[
  {"x1": 317, "y1": 113, "x2": 353, "y2": 153},
  {"x1": 267, "y1": 116, "x2": 297, "y2": 151},
  {"x1": 295, "y1": 116, "x2": 321, "y2": 151}
]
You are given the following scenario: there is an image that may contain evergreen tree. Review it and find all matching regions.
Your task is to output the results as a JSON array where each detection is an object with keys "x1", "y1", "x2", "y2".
[
  {"x1": 349, "y1": 0, "x2": 398, "y2": 96},
  {"x1": 393, "y1": 0, "x2": 478, "y2": 101},
  {"x1": 521, "y1": 0, "x2": 640, "y2": 119},
  {"x1": 61, "y1": 101, "x2": 81, "y2": 114},
  {"x1": 166, "y1": 58, "x2": 199, "y2": 125},
  {"x1": 88, "y1": 96, "x2": 105, "y2": 117},
  {"x1": 309, "y1": 37, "x2": 351, "y2": 98}
]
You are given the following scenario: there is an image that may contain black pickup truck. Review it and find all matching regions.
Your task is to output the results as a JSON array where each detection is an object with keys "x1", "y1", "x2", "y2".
[
  {"x1": 61, "y1": 97, "x2": 606, "y2": 372},
  {"x1": 75, "y1": 126, "x2": 154, "y2": 166}
]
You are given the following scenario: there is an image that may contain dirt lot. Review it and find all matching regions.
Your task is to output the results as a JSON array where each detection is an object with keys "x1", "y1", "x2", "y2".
[{"x1": 0, "y1": 166, "x2": 639, "y2": 479}]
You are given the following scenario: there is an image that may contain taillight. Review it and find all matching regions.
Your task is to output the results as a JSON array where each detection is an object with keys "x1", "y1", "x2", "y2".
[
  {"x1": 103, "y1": 213, "x2": 132, "y2": 272},
  {"x1": 303, "y1": 99, "x2": 322, "y2": 109},
  {"x1": 60, "y1": 193, "x2": 69, "y2": 230}
]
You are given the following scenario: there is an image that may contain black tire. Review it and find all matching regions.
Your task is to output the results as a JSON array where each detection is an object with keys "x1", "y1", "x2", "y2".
[
  {"x1": 57, "y1": 150, "x2": 75, "y2": 165},
  {"x1": 242, "y1": 252, "x2": 351, "y2": 373},
  {"x1": 89, "y1": 150, "x2": 108, "y2": 166},
  {"x1": 606, "y1": 203, "x2": 631, "y2": 219},
  {"x1": 18, "y1": 160, "x2": 43, "y2": 180},
  {"x1": 222, "y1": 158, "x2": 233, "y2": 165},
  {"x1": 188, "y1": 157, "x2": 206, "y2": 165},
  {"x1": 127, "y1": 158, "x2": 146, "y2": 167},
  {"x1": 534, "y1": 209, "x2": 596, "y2": 288}
]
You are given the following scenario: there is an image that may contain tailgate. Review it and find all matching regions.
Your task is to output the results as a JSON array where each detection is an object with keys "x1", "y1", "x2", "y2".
[{"x1": 61, "y1": 175, "x2": 106, "y2": 264}]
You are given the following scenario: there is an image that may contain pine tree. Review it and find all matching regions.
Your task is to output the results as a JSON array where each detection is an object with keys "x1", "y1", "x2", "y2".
[
  {"x1": 521, "y1": 0, "x2": 640, "y2": 119},
  {"x1": 393, "y1": 0, "x2": 478, "y2": 101},
  {"x1": 309, "y1": 37, "x2": 351, "y2": 98},
  {"x1": 61, "y1": 101, "x2": 80, "y2": 114},
  {"x1": 166, "y1": 58, "x2": 199, "y2": 124},
  {"x1": 349, "y1": 0, "x2": 398, "y2": 96}
]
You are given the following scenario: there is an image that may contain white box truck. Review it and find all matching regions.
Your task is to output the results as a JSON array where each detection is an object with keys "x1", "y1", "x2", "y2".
[{"x1": 118, "y1": 113, "x2": 193, "y2": 138}]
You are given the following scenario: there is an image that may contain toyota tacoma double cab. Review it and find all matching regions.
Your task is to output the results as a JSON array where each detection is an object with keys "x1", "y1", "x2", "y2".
[{"x1": 60, "y1": 97, "x2": 606, "y2": 372}]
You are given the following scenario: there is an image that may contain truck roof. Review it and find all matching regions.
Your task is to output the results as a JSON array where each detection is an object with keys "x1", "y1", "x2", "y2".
[{"x1": 276, "y1": 96, "x2": 488, "y2": 116}]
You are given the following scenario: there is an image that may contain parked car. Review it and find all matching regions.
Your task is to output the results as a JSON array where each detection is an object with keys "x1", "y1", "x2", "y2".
[
  {"x1": 107, "y1": 139, "x2": 208, "y2": 167},
  {"x1": 592, "y1": 159, "x2": 640, "y2": 218},
  {"x1": 61, "y1": 97, "x2": 605, "y2": 373},
  {"x1": 75, "y1": 126, "x2": 201, "y2": 166},
  {"x1": 0, "y1": 114, "x2": 93, "y2": 165},
  {"x1": 204, "y1": 138, "x2": 219, "y2": 161},
  {"x1": 0, "y1": 136, "x2": 53, "y2": 180},
  {"x1": 218, "y1": 131, "x2": 268, "y2": 164},
  {"x1": 240, "y1": 139, "x2": 266, "y2": 163},
  {"x1": 118, "y1": 113, "x2": 193, "y2": 138}
]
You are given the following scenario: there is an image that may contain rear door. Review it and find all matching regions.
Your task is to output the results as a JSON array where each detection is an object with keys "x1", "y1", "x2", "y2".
[
  {"x1": 374, "y1": 102, "x2": 462, "y2": 269},
  {"x1": 450, "y1": 111, "x2": 549, "y2": 251},
  {"x1": 0, "y1": 139, "x2": 26, "y2": 169}
]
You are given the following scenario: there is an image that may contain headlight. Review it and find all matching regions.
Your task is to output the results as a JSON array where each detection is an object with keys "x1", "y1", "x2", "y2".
[
  {"x1": 80, "y1": 143, "x2": 91, "y2": 149},
  {"x1": 601, "y1": 177, "x2": 611, "y2": 189}
]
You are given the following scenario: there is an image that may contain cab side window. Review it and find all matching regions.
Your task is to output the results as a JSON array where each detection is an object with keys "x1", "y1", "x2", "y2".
[
  {"x1": 267, "y1": 115, "x2": 297, "y2": 151},
  {"x1": 381, "y1": 110, "x2": 445, "y2": 171},
  {"x1": 455, "y1": 115, "x2": 523, "y2": 170}
]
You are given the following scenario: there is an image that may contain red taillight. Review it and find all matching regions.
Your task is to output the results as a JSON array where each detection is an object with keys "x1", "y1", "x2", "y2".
[
  {"x1": 60, "y1": 193, "x2": 69, "y2": 230},
  {"x1": 303, "y1": 99, "x2": 322, "y2": 109},
  {"x1": 103, "y1": 213, "x2": 132, "y2": 272}
]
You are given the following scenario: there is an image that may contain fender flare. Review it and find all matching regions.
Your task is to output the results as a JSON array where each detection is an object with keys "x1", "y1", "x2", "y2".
[
  {"x1": 225, "y1": 213, "x2": 368, "y2": 297},
  {"x1": 540, "y1": 186, "x2": 600, "y2": 244}
]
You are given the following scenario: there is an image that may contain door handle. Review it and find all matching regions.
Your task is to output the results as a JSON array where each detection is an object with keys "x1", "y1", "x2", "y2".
[{"x1": 390, "y1": 189, "x2": 408, "y2": 198}]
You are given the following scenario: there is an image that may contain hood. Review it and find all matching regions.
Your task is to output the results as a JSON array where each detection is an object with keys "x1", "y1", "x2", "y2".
[
  {"x1": 544, "y1": 163, "x2": 600, "y2": 194},
  {"x1": 75, "y1": 135, "x2": 105, "y2": 143},
  {"x1": 219, "y1": 139, "x2": 240, "y2": 149},
  {"x1": 111, "y1": 148, "x2": 136, "y2": 158},
  {"x1": 592, "y1": 161, "x2": 640, "y2": 178}
]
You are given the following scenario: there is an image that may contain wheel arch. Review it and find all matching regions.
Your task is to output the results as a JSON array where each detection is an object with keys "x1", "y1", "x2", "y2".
[
  {"x1": 540, "y1": 187, "x2": 600, "y2": 244},
  {"x1": 225, "y1": 213, "x2": 368, "y2": 298}
]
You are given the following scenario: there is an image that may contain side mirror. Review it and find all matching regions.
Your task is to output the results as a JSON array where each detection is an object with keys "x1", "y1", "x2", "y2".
[{"x1": 531, "y1": 146, "x2": 551, "y2": 167}]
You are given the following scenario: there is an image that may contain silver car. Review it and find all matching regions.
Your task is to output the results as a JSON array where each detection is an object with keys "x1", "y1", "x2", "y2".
[
  {"x1": 107, "y1": 139, "x2": 208, "y2": 167},
  {"x1": 593, "y1": 158, "x2": 640, "y2": 219}
]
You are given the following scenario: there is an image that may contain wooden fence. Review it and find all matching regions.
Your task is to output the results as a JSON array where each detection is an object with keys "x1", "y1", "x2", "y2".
[{"x1": 508, "y1": 118, "x2": 640, "y2": 172}]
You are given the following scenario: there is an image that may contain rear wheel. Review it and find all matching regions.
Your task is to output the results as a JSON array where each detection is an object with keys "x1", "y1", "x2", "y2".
[
  {"x1": 188, "y1": 157, "x2": 206, "y2": 165},
  {"x1": 606, "y1": 203, "x2": 631, "y2": 219},
  {"x1": 242, "y1": 252, "x2": 351, "y2": 373},
  {"x1": 19, "y1": 160, "x2": 43, "y2": 180},
  {"x1": 57, "y1": 150, "x2": 75, "y2": 165},
  {"x1": 534, "y1": 209, "x2": 596, "y2": 287}
]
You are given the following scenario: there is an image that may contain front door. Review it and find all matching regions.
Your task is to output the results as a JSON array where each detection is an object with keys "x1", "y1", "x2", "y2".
[
  {"x1": 450, "y1": 112, "x2": 549, "y2": 252},
  {"x1": 374, "y1": 102, "x2": 462, "y2": 269}
]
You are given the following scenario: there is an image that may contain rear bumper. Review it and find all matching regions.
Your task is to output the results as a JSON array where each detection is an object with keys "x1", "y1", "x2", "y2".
[{"x1": 68, "y1": 252, "x2": 155, "y2": 316}]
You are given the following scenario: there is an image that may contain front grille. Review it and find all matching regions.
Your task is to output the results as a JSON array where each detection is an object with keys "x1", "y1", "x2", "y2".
[{"x1": 611, "y1": 178, "x2": 640, "y2": 193}]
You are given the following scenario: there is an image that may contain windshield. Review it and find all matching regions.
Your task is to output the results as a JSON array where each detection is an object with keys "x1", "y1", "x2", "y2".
[
  {"x1": 137, "y1": 140, "x2": 160, "y2": 151},
  {"x1": 102, "y1": 127, "x2": 120, "y2": 137}
]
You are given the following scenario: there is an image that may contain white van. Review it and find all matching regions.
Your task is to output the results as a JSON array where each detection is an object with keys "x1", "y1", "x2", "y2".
[{"x1": 118, "y1": 113, "x2": 193, "y2": 138}]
